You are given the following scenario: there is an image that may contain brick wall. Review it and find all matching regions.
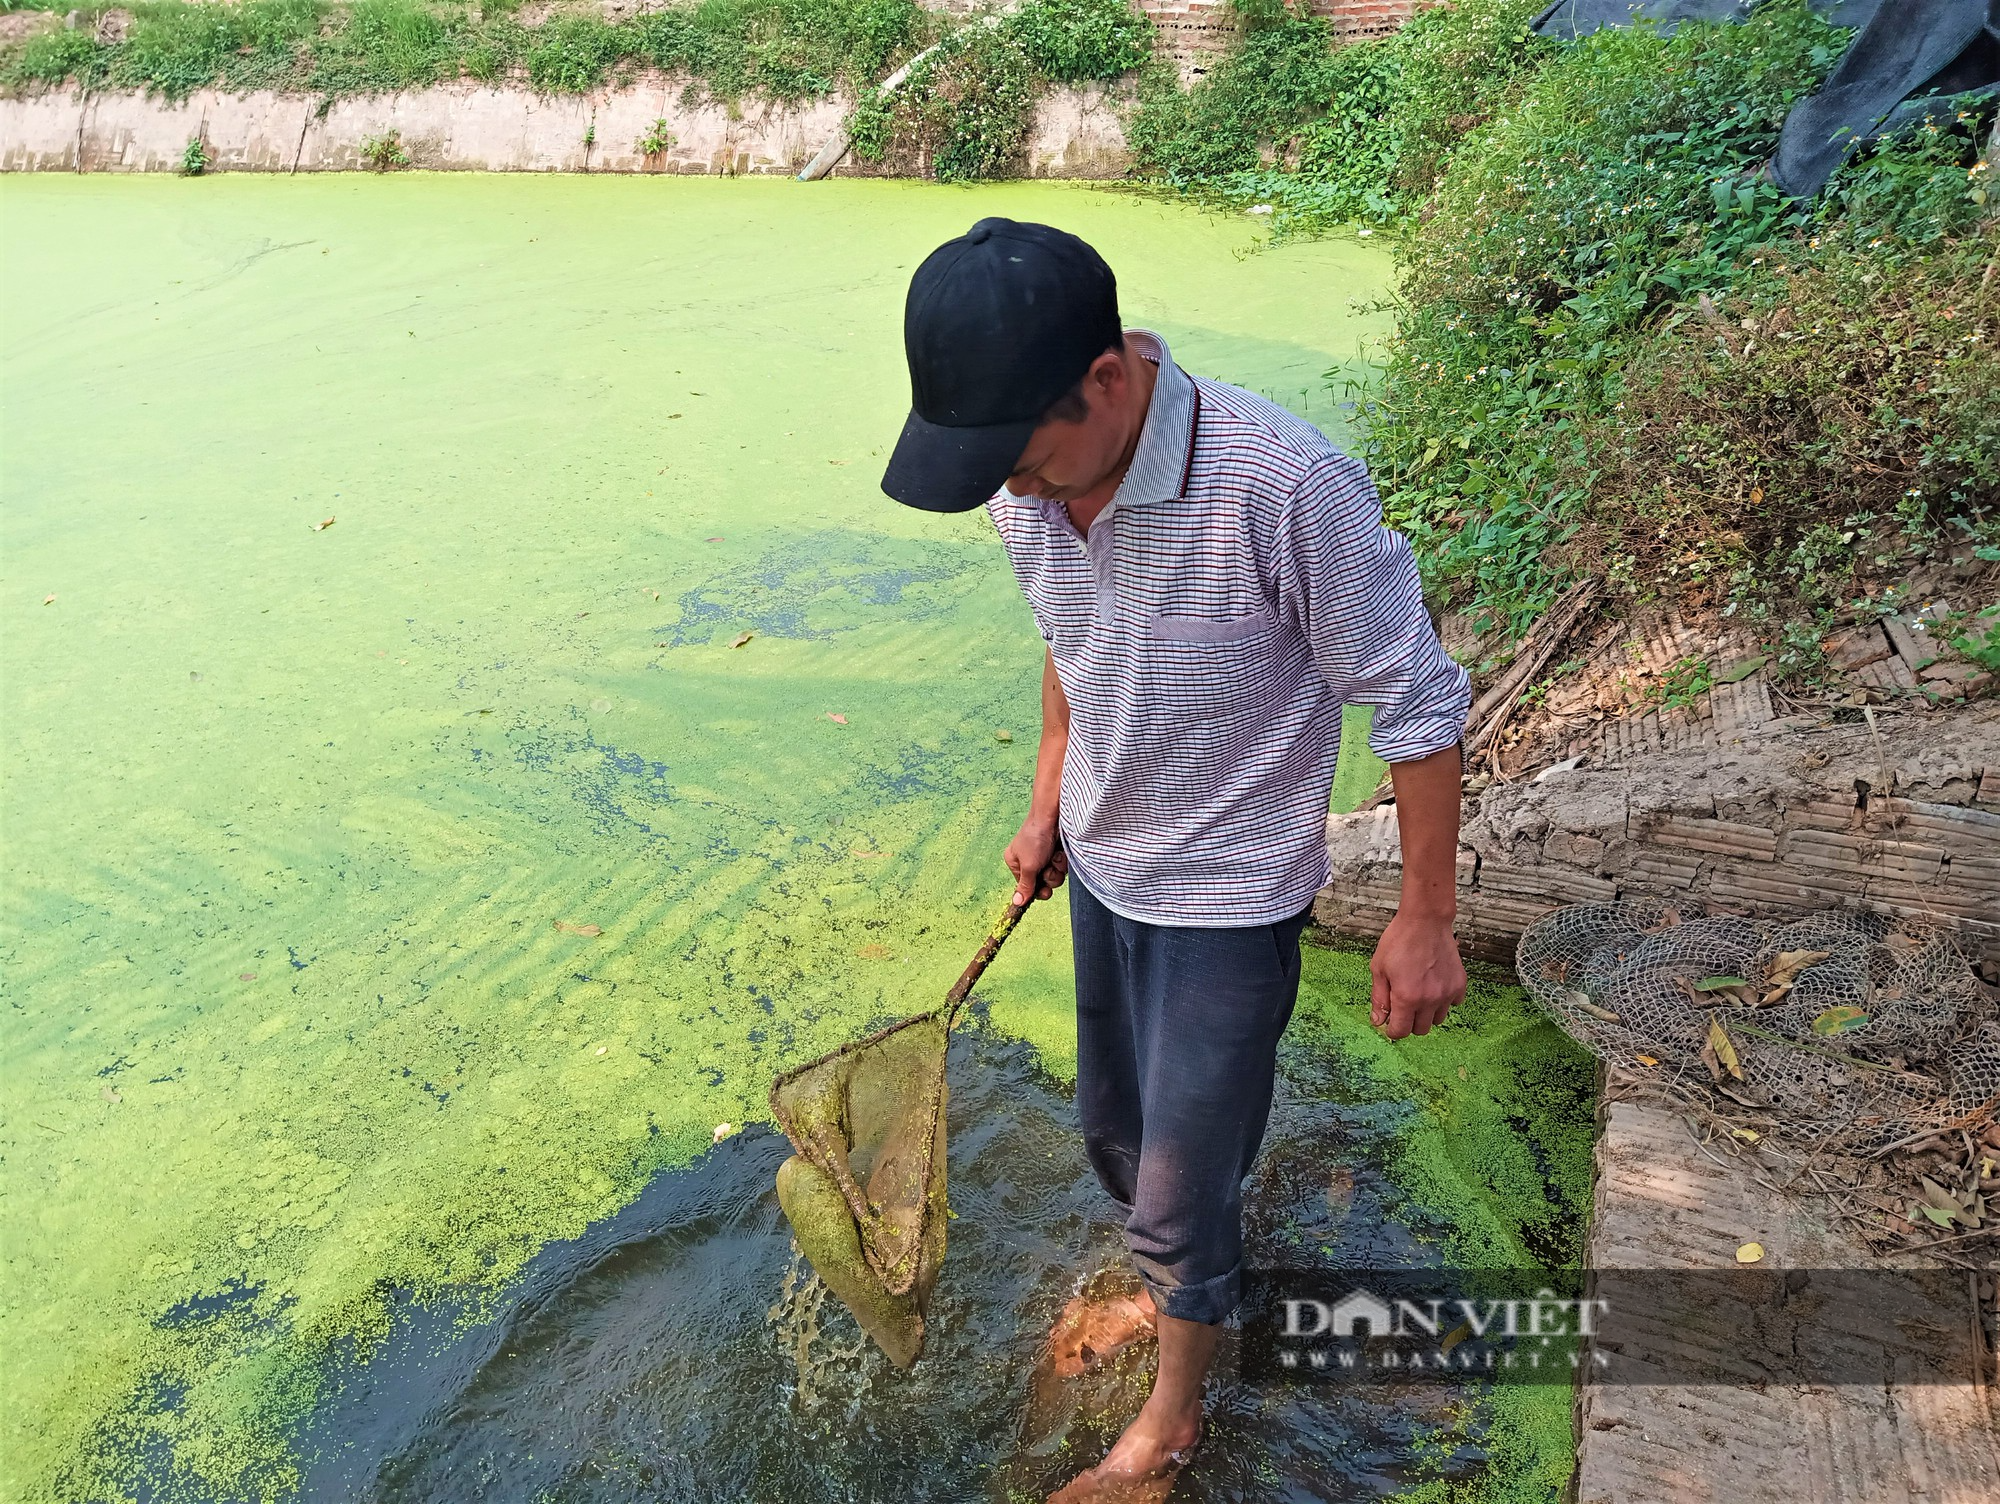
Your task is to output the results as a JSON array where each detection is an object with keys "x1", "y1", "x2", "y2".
[{"x1": 1140, "y1": 0, "x2": 1418, "y2": 79}]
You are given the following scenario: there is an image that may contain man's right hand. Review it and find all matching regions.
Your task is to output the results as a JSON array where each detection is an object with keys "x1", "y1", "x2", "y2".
[{"x1": 1005, "y1": 815, "x2": 1068, "y2": 905}]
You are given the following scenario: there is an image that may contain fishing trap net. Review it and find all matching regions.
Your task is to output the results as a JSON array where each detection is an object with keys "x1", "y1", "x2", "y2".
[{"x1": 1518, "y1": 901, "x2": 2000, "y2": 1155}]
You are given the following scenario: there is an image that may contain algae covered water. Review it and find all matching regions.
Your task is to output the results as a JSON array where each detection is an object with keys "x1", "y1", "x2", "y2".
[{"x1": 1, "y1": 175, "x2": 1588, "y2": 1502}]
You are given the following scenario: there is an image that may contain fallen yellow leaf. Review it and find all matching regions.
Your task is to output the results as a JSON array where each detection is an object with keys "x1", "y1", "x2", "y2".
[
  {"x1": 1635, "y1": 1054, "x2": 1659, "y2": 1067},
  {"x1": 856, "y1": 943, "x2": 893, "y2": 960},
  {"x1": 310, "y1": 516, "x2": 335, "y2": 532},
  {"x1": 554, "y1": 921, "x2": 602, "y2": 937},
  {"x1": 1702, "y1": 1015, "x2": 1744, "y2": 1081},
  {"x1": 41, "y1": 594, "x2": 55, "y2": 606},
  {"x1": 1736, "y1": 1241, "x2": 1764, "y2": 1263},
  {"x1": 728, "y1": 631, "x2": 754, "y2": 649},
  {"x1": 1730, "y1": 1127, "x2": 1761, "y2": 1144}
]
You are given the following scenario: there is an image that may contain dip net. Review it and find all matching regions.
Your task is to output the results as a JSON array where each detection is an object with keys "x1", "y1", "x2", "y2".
[
  {"x1": 1518, "y1": 901, "x2": 2000, "y2": 1154},
  {"x1": 768, "y1": 896, "x2": 1031, "y2": 1368}
]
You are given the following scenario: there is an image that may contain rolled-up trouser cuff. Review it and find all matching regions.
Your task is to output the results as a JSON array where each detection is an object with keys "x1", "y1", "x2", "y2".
[{"x1": 1134, "y1": 1257, "x2": 1240, "y2": 1326}]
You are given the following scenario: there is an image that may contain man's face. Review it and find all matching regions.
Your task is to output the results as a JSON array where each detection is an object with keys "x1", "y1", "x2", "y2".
[{"x1": 1005, "y1": 352, "x2": 1135, "y2": 505}]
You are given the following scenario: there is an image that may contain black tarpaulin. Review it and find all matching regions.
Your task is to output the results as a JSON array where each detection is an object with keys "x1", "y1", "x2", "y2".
[
  {"x1": 1772, "y1": 0, "x2": 2000, "y2": 195},
  {"x1": 1529, "y1": 0, "x2": 1882, "y2": 39}
]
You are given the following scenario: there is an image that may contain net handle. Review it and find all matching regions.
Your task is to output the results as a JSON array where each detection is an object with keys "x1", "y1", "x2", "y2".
[{"x1": 941, "y1": 844, "x2": 1062, "y2": 1027}]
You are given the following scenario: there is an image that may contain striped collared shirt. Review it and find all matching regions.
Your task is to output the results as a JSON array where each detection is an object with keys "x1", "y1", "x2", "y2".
[{"x1": 987, "y1": 330, "x2": 1470, "y2": 927}]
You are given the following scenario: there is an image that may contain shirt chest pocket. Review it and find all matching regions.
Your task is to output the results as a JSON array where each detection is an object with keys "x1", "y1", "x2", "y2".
[{"x1": 1147, "y1": 608, "x2": 1275, "y2": 644}]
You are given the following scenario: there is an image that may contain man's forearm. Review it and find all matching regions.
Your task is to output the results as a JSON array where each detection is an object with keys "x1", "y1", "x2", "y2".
[
  {"x1": 1029, "y1": 648, "x2": 1070, "y2": 828},
  {"x1": 1389, "y1": 742, "x2": 1462, "y2": 921}
]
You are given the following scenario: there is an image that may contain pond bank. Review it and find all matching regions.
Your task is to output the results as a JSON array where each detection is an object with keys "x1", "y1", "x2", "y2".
[{"x1": 0, "y1": 76, "x2": 1131, "y2": 175}]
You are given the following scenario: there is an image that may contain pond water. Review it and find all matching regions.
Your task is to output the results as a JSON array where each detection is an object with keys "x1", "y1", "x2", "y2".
[{"x1": 1, "y1": 176, "x2": 1588, "y2": 1503}]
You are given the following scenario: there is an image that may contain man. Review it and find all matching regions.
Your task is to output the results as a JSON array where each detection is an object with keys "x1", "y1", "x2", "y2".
[{"x1": 881, "y1": 219, "x2": 1471, "y2": 1501}]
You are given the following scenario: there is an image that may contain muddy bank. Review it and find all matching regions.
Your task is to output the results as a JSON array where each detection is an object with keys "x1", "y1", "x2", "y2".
[{"x1": 0, "y1": 74, "x2": 1131, "y2": 175}]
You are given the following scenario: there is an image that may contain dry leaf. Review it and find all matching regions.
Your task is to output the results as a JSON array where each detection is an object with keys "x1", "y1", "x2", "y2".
[
  {"x1": 1635, "y1": 1053, "x2": 1659, "y2": 1067},
  {"x1": 42, "y1": 594, "x2": 56, "y2": 606},
  {"x1": 713, "y1": 1121, "x2": 733, "y2": 1143},
  {"x1": 238, "y1": 972, "x2": 257, "y2": 982},
  {"x1": 826, "y1": 713, "x2": 847, "y2": 724},
  {"x1": 705, "y1": 536, "x2": 723, "y2": 542},
  {"x1": 1730, "y1": 1127, "x2": 1761, "y2": 1144},
  {"x1": 1703, "y1": 1015, "x2": 1744, "y2": 1081},
  {"x1": 1440, "y1": 1320, "x2": 1473, "y2": 1355},
  {"x1": 856, "y1": 943, "x2": 893, "y2": 960},
  {"x1": 1456, "y1": 1065, "x2": 1469, "y2": 1081},
  {"x1": 310, "y1": 517, "x2": 335, "y2": 532},
  {"x1": 1735, "y1": 1241, "x2": 1764, "y2": 1263},
  {"x1": 1810, "y1": 1005, "x2": 1870, "y2": 1037},
  {"x1": 728, "y1": 631, "x2": 754, "y2": 649},
  {"x1": 554, "y1": 921, "x2": 602, "y2": 937},
  {"x1": 994, "y1": 728, "x2": 1014, "y2": 743},
  {"x1": 1764, "y1": 949, "x2": 1830, "y2": 991},
  {"x1": 100, "y1": 1086, "x2": 122, "y2": 1104}
]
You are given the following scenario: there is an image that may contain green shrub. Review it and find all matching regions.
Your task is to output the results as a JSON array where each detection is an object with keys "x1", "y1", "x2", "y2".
[
  {"x1": 1010, "y1": 0, "x2": 1151, "y2": 85},
  {"x1": 1384, "y1": 0, "x2": 1549, "y2": 202},
  {"x1": 310, "y1": 0, "x2": 469, "y2": 94},
  {"x1": 850, "y1": 0, "x2": 1147, "y2": 181},
  {"x1": 108, "y1": 0, "x2": 323, "y2": 97},
  {"x1": 1363, "y1": 0, "x2": 1996, "y2": 644},
  {"x1": 886, "y1": 22, "x2": 1035, "y2": 182},
  {"x1": 1364, "y1": 2, "x2": 1857, "y2": 634},
  {"x1": 525, "y1": 14, "x2": 623, "y2": 93},
  {"x1": 10, "y1": 27, "x2": 106, "y2": 87},
  {"x1": 1125, "y1": 1, "x2": 1346, "y2": 184}
]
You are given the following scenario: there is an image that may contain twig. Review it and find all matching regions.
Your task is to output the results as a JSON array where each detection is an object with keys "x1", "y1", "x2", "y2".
[
  {"x1": 1870, "y1": 1123, "x2": 1968, "y2": 1160},
  {"x1": 1897, "y1": 1224, "x2": 2000, "y2": 1255}
]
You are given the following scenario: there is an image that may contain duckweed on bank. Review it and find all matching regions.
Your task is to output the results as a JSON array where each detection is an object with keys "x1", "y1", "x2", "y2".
[{"x1": 0, "y1": 175, "x2": 1415, "y2": 1501}]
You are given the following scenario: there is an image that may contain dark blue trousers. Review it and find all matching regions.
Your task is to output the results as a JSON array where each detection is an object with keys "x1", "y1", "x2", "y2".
[{"x1": 1069, "y1": 874, "x2": 1311, "y2": 1325}]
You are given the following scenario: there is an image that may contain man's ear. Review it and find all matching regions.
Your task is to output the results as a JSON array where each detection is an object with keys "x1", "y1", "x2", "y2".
[{"x1": 1086, "y1": 349, "x2": 1125, "y2": 403}]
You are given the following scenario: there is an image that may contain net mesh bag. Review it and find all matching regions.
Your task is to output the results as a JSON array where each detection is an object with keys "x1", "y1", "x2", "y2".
[
  {"x1": 770, "y1": 1009, "x2": 952, "y2": 1369},
  {"x1": 1518, "y1": 900, "x2": 2000, "y2": 1153},
  {"x1": 766, "y1": 895, "x2": 1032, "y2": 1369}
]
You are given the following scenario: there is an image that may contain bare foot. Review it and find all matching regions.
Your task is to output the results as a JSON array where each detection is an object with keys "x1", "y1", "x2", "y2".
[
  {"x1": 1044, "y1": 1396, "x2": 1200, "y2": 1503},
  {"x1": 1047, "y1": 1282, "x2": 1157, "y2": 1379}
]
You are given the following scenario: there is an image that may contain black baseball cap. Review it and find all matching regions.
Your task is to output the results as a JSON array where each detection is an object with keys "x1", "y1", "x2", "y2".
[{"x1": 881, "y1": 218, "x2": 1120, "y2": 512}]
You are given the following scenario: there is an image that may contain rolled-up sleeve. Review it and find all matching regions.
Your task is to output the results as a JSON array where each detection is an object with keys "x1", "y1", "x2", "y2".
[{"x1": 1271, "y1": 454, "x2": 1471, "y2": 762}]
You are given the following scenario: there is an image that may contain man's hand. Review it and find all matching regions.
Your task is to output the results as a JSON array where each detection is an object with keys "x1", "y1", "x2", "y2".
[
  {"x1": 1005, "y1": 814, "x2": 1068, "y2": 904},
  {"x1": 1370, "y1": 910, "x2": 1464, "y2": 1038},
  {"x1": 1370, "y1": 742, "x2": 1467, "y2": 1039}
]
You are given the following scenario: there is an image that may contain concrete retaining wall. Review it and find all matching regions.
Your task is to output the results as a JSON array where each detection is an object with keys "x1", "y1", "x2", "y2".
[{"x1": 0, "y1": 75, "x2": 1133, "y2": 176}]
